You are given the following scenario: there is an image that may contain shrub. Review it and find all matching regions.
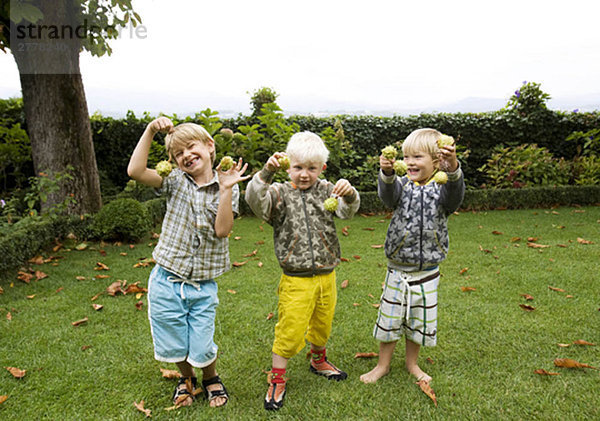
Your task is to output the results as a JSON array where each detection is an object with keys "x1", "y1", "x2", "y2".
[
  {"x1": 478, "y1": 144, "x2": 569, "y2": 189},
  {"x1": 91, "y1": 198, "x2": 150, "y2": 241}
]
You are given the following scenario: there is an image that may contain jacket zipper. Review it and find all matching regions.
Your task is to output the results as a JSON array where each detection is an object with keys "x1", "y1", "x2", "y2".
[
  {"x1": 418, "y1": 186, "x2": 424, "y2": 271},
  {"x1": 301, "y1": 190, "x2": 316, "y2": 274}
]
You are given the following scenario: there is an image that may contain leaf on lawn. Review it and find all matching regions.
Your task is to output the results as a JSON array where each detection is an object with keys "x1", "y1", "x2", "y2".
[
  {"x1": 577, "y1": 237, "x2": 594, "y2": 245},
  {"x1": 92, "y1": 304, "x2": 103, "y2": 311},
  {"x1": 99, "y1": 249, "x2": 106, "y2": 256},
  {"x1": 26, "y1": 295, "x2": 36, "y2": 299},
  {"x1": 232, "y1": 260, "x2": 248, "y2": 267},
  {"x1": 534, "y1": 369, "x2": 560, "y2": 376},
  {"x1": 416, "y1": 380, "x2": 437, "y2": 406},
  {"x1": 519, "y1": 304, "x2": 535, "y2": 311},
  {"x1": 527, "y1": 242, "x2": 550, "y2": 249},
  {"x1": 35, "y1": 270, "x2": 48, "y2": 280},
  {"x1": 227, "y1": 289, "x2": 236, "y2": 294},
  {"x1": 342, "y1": 226, "x2": 349, "y2": 236},
  {"x1": 75, "y1": 242, "x2": 88, "y2": 251},
  {"x1": 371, "y1": 303, "x2": 380, "y2": 309},
  {"x1": 257, "y1": 261, "x2": 263, "y2": 268},
  {"x1": 354, "y1": 352, "x2": 378, "y2": 359},
  {"x1": 234, "y1": 236, "x2": 242, "y2": 240},
  {"x1": 243, "y1": 249, "x2": 258, "y2": 258},
  {"x1": 0, "y1": 395, "x2": 8, "y2": 404},
  {"x1": 459, "y1": 267, "x2": 469, "y2": 275},
  {"x1": 266, "y1": 312, "x2": 274, "y2": 320},
  {"x1": 548, "y1": 286, "x2": 565, "y2": 293},
  {"x1": 91, "y1": 292, "x2": 103, "y2": 301},
  {"x1": 460, "y1": 286, "x2": 476, "y2": 292},
  {"x1": 5, "y1": 367, "x2": 26, "y2": 378},
  {"x1": 159, "y1": 368, "x2": 181, "y2": 379},
  {"x1": 255, "y1": 240, "x2": 265, "y2": 245},
  {"x1": 0, "y1": 285, "x2": 4, "y2": 294},
  {"x1": 340, "y1": 279, "x2": 349, "y2": 289},
  {"x1": 478, "y1": 245, "x2": 492, "y2": 254},
  {"x1": 353, "y1": 255, "x2": 361, "y2": 260},
  {"x1": 426, "y1": 357, "x2": 435, "y2": 365},
  {"x1": 340, "y1": 257, "x2": 350, "y2": 262},
  {"x1": 135, "y1": 301, "x2": 144, "y2": 311},
  {"x1": 133, "y1": 400, "x2": 152, "y2": 417},
  {"x1": 106, "y1": 281, "x2": 125, "y2": 296},
  {"x1": 572, "y1": 340, "x2": 595, "y2": 346},
  {"x1": 28, "y1": 255, "x2": 44, "y2": 264},
  {"x1": 554, "y1": 358, "x2": 597, "y2": 369},
  {"x1": 510, "y1": 237, "x2": 521, "y2": 243},
  {"x1": 124, "y1": 283, "x2": 147, "y2": 294},
  {"x1": 6, "y1": 312, "x2": 12, "y2": 321},
  {"x1": 557, "y1": 343, "x2": 571, "y2": 348},
  {"x1": 17, "y1": 271, "x2": 33, "y2": 284},
  {"x1": 71, "y1": 317, "x2": 89, "y2": 327},
  {"x1": 520, "y1": 293, "x2": 534, "y2": 301},
  {"x1": 94, "y1": 274, "x2": 110, "y2": 279},
  {"x1": 353, "y1": 303, "x2": 360, "y2": 307},
  {"x1": 491, "y1": 230, "x2": 503, "y2": 235},
  {"x1": 527, "y1": 237, "x2": 539, "y2": 242},
  {"x1": 363, "y1": 227, "x2": 375, "y2": 231},
  {"x1": 371, "y1": 244, "x2": 384, "y2": 248},
  {"x1": 55, "y1": 287, "x2": 64, "y2": 293},
  {"x1": 76, "y1": 276, "x2": 86, "y2": 281},
  {"x1": 94, "y1": 262, "x2": 110, "y2": 271},
  {"x1": 556, "y1": 244, "x2": 568, "y2": 248}
]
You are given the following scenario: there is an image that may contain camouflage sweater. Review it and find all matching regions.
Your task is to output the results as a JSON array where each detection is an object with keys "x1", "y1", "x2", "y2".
[
  {"x1": 245, "y1": 168, "x2": 360, "y2": 276},
  {"x1": 379, "y1": 166, "x2": 465, "y2": 272}
]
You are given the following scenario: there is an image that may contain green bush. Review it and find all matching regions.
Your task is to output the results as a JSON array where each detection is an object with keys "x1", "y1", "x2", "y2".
[
  {"x1": 91, "y1": 198, "x2": 150, "y2": 241},
  {"x1": 478, "y1": 144, "x2": 569, "y2": 189}
]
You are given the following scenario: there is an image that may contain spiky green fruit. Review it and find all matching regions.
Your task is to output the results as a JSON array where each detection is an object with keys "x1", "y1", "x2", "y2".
[
  {"x1": 433, "y1": 171, "x2": 448, "y2": 184},
  {"x1": 393, "y1": 160, "x2": 407, "y2": 175},
  {"x1": 155, "y1": 160, "x2": 173, "y2": 177},
  {"x1": 381, "y1": 145, "x2": 398, "y2": 160},
  {"x1": 278, "y1": 156, "x2": 290, "y2": 171},
  {"x1": 219, "y1": 156, "x2": 234, "y2": 171},
  {"x1": 219, "y1": 128, "x2": 234, "y2": 140},
  {"x1": 437, "y1": 134, "x2": 454, "y2": 148},
  {"x1": 323, "y1": 197, "x2": 338, "y2": 213}
]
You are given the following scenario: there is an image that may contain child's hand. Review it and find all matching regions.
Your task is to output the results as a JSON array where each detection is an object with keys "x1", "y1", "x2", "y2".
[
  {"x1": 332, "y1": 179, "x2": 354, "y2": 198},
  {"x1": 265, "y1": 152, "x2": 287, "y2": 172},
  {"x1": 148, "y1": 117, "x2": 174, "y2": 135},
  {"x1": 438, "y1": 144, "x2": 458, "y2": 172},
  {"x1": 380, "y1": 154, "x2": 395, "y2": 176},
  {"x1": 217, "y1": 157, "x2": 251, "y2": 190}
]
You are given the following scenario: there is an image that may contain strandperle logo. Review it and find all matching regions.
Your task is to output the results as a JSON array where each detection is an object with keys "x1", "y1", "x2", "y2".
[{"x1": 13, "y1": 19, "x2": 147, "y2": 41}]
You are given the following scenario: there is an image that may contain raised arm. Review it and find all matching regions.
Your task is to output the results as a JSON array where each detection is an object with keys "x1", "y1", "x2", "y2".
[{"x1": 127, "y1": 117, "x2": 173, "y2": 189}]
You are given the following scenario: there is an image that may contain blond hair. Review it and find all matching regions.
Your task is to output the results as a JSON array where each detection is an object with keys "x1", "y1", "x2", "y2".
[
  {"x1": 286, "y1": 131, "x2": 329, "y2": 165},
  {"x1": 164, "y1": 123, "x2": 215, "y2": 163},
  {"x1": 402, "y1": 128, "x2": 442, "y2": 166}
]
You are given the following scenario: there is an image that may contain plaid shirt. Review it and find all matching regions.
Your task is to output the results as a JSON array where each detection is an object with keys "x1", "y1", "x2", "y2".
[{"x1": 152, "y1": 168, "x2": 239, "y2": 281}]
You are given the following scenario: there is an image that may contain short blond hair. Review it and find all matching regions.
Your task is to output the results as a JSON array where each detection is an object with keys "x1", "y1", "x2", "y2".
[
  {"x1": 165, "y1": 123, "x2": 215, "y2": 163},
  {"x1": 402, "y1": 128, "x2": 442, "y2": 165},
  {"x1": 286, "y1": 131, "x2": 329, "y2": 165}
]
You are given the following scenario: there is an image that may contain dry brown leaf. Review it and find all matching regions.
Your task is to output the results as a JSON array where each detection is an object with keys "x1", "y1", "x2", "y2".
[
  {"x1": 26, "y1": 295, "x2": 35, "y2": 299},
  {"x1": 340, "y1": 257, "x2": 350, "y2": 262},
  {"x1": 92, "y1": 304, "x2": 103, "y2": 311},
  {"x1": 94, "y1": 274, "x2": 110, "y2": 279},
  {"x1": 91, "y1": 292, "x2": 103, "y2": 301},
  {"x1": 520, "y1": 293, "x2": 534, "y2": 301},
  {"x1": 363, "y1": 227, "x2": 375, "y2": 231},
  {"x1": 354, "y1": 352, "x2": 378, "y2": 359},
  {"x1": 371, "y1": 303, "x2": 380, "y2": 309},
  {"x1": 371, "y1": 244, "x2": 384, "y2": 248},
  {"x1": 548, "y1": 286, "x2": 565, "y2": 293},
  {"x1": 491, "y1": 230, "x2": 503, "y2": 235},
  {"x1": 572, "y1": 340, "x2": 595, "y2": 346},
  {"x1": 519, "y1": 304, "x2": 535, "y2": 311},
  {"x1": 478, "y1": 245, "x2": 493, "y2": 254},
  {"x1": 160, "y1": 368, "x2": 181, "y2": 379},
  {"x1": 234, "y1": 236, "x2": 242, "y2": 240},
  {"x1": 72, "y1": 317, "x2": 89, "y2": 327},
  {"x1": 534, "y1": 369, "x2": 560, "y2": 376},
  {"x1": 416, "y1": 380, "x2": 437, "y2": 406},
  {"x1": 5, "y1": 367, "x2": 26, "y2": 378},
  {"x1": 76, "y1": 276, "x2": 86, "y2": 281},
  {"x1": 124, "y1": 283, "x2": 147, "y2": 294},
  {"x1": 426, "y1": 357, "x2": 435, "y2": 365},
  {"x1": 17, "y1": 271, "x2": 32, "y2": 284},
  {"x1": 35, "y1": 270, "x2": 48, "y2": 280},
  {"x1": 353, "y1": 303, "x2": 360, "y2": 307},
  {"x1": 227, "y1": 289, "x2": 236, "y2": 294},
  {"x1": 232, "y1": 260, "x2": 248, "y2": 267},
  {"x1": 510, "y1": 237, "x2": 521, "y2": 243},
  {"x1": 557, "y1": 343, "x2": 571, "y2": 348},
  {"x1": 75, "y1": 242, "x2": 88, "y2": 251},
  {"x1": 28, "y1": 255, "x2": 44, "y2": 264},
  {"x1": 6, "y1": 312, "x2": 12, "y2": 321},
  {"x1": 106, "y1": 281, "x2": 124, "y2": 296},
  {"x1": 459, "y1": 267, "x2": 469, "y2": 275},
  {"x1": 257, "y1": 261, "x2": 264, "y2": 268},
  {"x1": 342, "y1": 226, "x2": 349, "y2": 236},
  {"x1": 0, "y1": 285, "x2": 4, "y2": 294},
  {"x1": 135, "y1": 301, "x2": 144, "y2": 311},
  {"x1": 55, "y1": 287, "x2": 64, "y2": 293},
  {"x1": 556, "y1": 244, "x2": 568, "y2": 248},
  {"x1": 266, "y1": 312, "x2": 274, "y2": 320},
  {"x1": 133, "y1": 400, "x2": 152, "y2": 417},
  {"x1": 577, "y1": 237, "x2": 594, "y2": 245},
  {"x1": 99, "y1": 249, "x2": 107, "y2": 256},
  {"x1": 353, "y1": 255, "x2": 362, "y2": 260},
  {"x1": 527, "y1": 242, "x2": 550, "y2": 249},
  {"x1": 340, "y1": 279, "x2": 349, "y2": 289},
  {"x1": 94, "y1": 262, "x2": 110, "y2": 271},
  {"x1": 0, "y1": 395, "x2": 8, "y2": 404},
  {"x1": 554, "y1": 358, "x2": 597, "y2": 369},
  {"x1": 460, "y1": 286, "x2": 476, "y2": 292},
  {"x1": 243, "y1": 249, "x2": 258, "y2": 258}
]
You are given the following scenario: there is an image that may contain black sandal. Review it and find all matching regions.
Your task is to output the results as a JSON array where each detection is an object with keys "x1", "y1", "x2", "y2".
[
  {"x1": 202, "y1": 375, "x2": 229, "y2": 407},
  {"x1": 172, "y1": 376, "x2": 197, "y2": 405}
]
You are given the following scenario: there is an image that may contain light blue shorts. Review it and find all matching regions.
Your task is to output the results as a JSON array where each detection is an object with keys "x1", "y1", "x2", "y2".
[{"x1": 147, "y1": 265, "x2": 219, "y2": 367}]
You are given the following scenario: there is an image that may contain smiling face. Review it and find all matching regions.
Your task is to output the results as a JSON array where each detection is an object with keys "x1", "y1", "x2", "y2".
[
  {"x1": 287, "y1": 158, "x2": 325, "y2": 190},
  {"x1": 403, "y1": 150, "x2": 436, "y2": 184},
  {"x1": 172, "y1": 139, "x2": 215, "y2": 179}
]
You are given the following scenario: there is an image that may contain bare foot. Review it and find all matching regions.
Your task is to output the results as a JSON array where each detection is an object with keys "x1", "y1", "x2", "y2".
[
  {"x1": 406, "y1": 363, "x2": 432, "y2": 383},
  {"x1": 360, "y1": 365, "x2": 390, "y2": 384}
]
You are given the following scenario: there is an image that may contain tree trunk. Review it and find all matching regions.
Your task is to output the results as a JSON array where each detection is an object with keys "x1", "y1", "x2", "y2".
[{"x1": 10, "y1": 0, "x2": 102, "y2": 215}]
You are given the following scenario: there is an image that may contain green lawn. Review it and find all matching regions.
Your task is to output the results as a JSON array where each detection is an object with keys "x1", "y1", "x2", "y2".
[{"x1": 1, "y1": 206, "x2": 599, "y2": 420}]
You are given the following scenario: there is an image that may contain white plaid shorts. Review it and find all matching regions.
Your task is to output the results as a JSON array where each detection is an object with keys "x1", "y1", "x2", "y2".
[{"x1": 373, "y1": 268, "x2": 439, "y2": 346}]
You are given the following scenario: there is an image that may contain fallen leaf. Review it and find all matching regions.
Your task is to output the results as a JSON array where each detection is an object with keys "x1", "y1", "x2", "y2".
[
  {"x1": 478, "y1": 245, "x2": 493, "y2": 254},
  {"x1": 548, "y1": 286, "x2": 565, "y2": 293},
  {"x1": 227, "y1": 289, "x2": 236, "y2": 294},
  {"x1": 94, "y1": 274, "x2": 110, "y2": 279},
  {"x1": 120, "y1": 252, "x2": 128, "y2": 256},
  {"x1": 55, "y1": 287, "x2": 63, "y2": 293},
  {"x1": 416, "y1": 380, "x2": 437, "y2": 406},
  {"x1": 133, "y1": 400, "x2": 152, "y2": 418},
  {"x1": 557, "y1": 343, "x2": 571, "y2": 348},
  {"x1": 5, "y1": 367, "x2": 26, "y2": 378},
  {"x1": 94, "y1": 262, "x2": 110, "y2": 271},
  {"x1": 81, "y1": 345, "x2": 92, "y2": 351},
  {"x1": 577, "y1": 237, "x2": 594, "y2": 245},
  {"x1": 124, "y1": 283, "x2": 147, "y2": 294},
  {"x1": 232, "y1": 260, "x2": 248, "y2": 267},
  {"x1": 91, "y1": 292, "x2": 103, "y2": 301},
  {"x1": 0, "y1": 395, "x2": 8, "y2": 404},
  {"x1": 354, "y1": 352, "x2": 378, "y2": 359},
  {"x1": 520, "y1": 293, "x2": 534, "y2": 301},
  {"x1": 76, "y1": 276, "x2": 86, "y2": 281},
  {"x1": 556, "y1": 244, "x2": 568, "y2": 248},
  {"x1": 135, "y1": 301, "x2": 144, "y2": 310},
  {"x1": 353, "y1": 303, "x2": 360, "y2": 307},
  {"x1": 459, "y1": 268, "x2": 469, "y2": 275},
  {"x1": 527, "y1": 242, "x2": 550, "y2": 249},
  {"x1": 106, "y1": 281, "x2": 124, "y2": 296},
  {"x1": 519, "y1": 304, "x2": 535, "y2": 311},
  {"x1": 26, "y1": 295, "x2": 35, "y2": 299},
  {"x1": 266, "y1": 312, "x2": 274, "y2": 320},
  {"x1": 243, "y1": 249, "x2": 258, "y2": 258},
  {"x1": 75, "y1": 242, "x2": 88, "y2": 251},
  {"x1": 340, "y1": 257, "x2": 350, "y2": 262},
  {"x1": 510, "y1": 237, "x2": 521, "y2": 243},
  {"x1": 565, "y1": 295, "x2": 573, "y2": 299},
  {"x1": 534, "y1": 369, "x2": 560, "y2": 376},
  {"x1": 342, "y1": 226, "x2": 349, "y2": 236},
  {"x1": 363, "y1": 227, "x2": 375, "y2": 231},
  {"x1": 136, "y1": 293, "x2": 143, "y2": 299},
  {"x1": 371, "y1": 303, "x2": 380, "y2": 309},
  {"x1": 572, "y1": 340, "x2": 595, "y2": 346},
  {"x1": 527, "y1": 237, "x2": 539, "y2": 242},
  {"x1": 340, "y1": 279, "x2": 349, "y2": 289},
  {"x1": 71, "y1": 317, "x2": 89, "y2": 327},
  {"x1": 426, "y1": 357, "x2": 435, "y2": 365},
  {"x1": 160, "y1": 368, "x2": 181, "y2": 379},
  {"x1": 353, "y1": 255, "x2": 362, "y2": 260},
  {"x1": 28, "y1": 255, "x2": 44, "y2": 264},
  {"x1": 6, "y1": 312, "x2": 12, "y2": 321},
  {"x1": 17, "y1": 271, "x2": 32, "y2": 284},
  {"x1": 234, "y1": 236, "x2": 242, "y2": 240},
  {"x1": 257, "y1": 261, "x2": 264, "y2": 268},
  {"x1": 371, "y1": 244, "x2": 384, "y2": 248},
  {"x1": 99, "y1": 249, "x2": 106, "y2": 256},
  {"x1": 460, "y1": 286, "x2": 476, "y2": 292},
  {"x1": 492, "y1": 230, "x2": 503, "y2": 235},
  {"x1": 35, "y1": 270, "x2": 48, "y2": 280},
  {"x1": 554, "y1": 358, "x2": 597, "y2": 369},
  {"x1": 255, "y1": 240, "x2": 265, "y2": 245}
]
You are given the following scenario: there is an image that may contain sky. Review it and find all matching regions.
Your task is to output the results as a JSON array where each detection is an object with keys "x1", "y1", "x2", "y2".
[{"x1": 1, "y1": 0, "x2": 600, "y2": 116}]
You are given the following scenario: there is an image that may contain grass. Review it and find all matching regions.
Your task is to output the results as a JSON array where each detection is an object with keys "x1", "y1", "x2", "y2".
[{"x1": 1, "y1": 205, "x2": 599, "y2": 420}]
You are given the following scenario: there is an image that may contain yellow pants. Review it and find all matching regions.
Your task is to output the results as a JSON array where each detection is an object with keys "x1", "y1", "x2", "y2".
[{"x1": 272, "y1": 271, "x2": 337, "y2": 359}]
